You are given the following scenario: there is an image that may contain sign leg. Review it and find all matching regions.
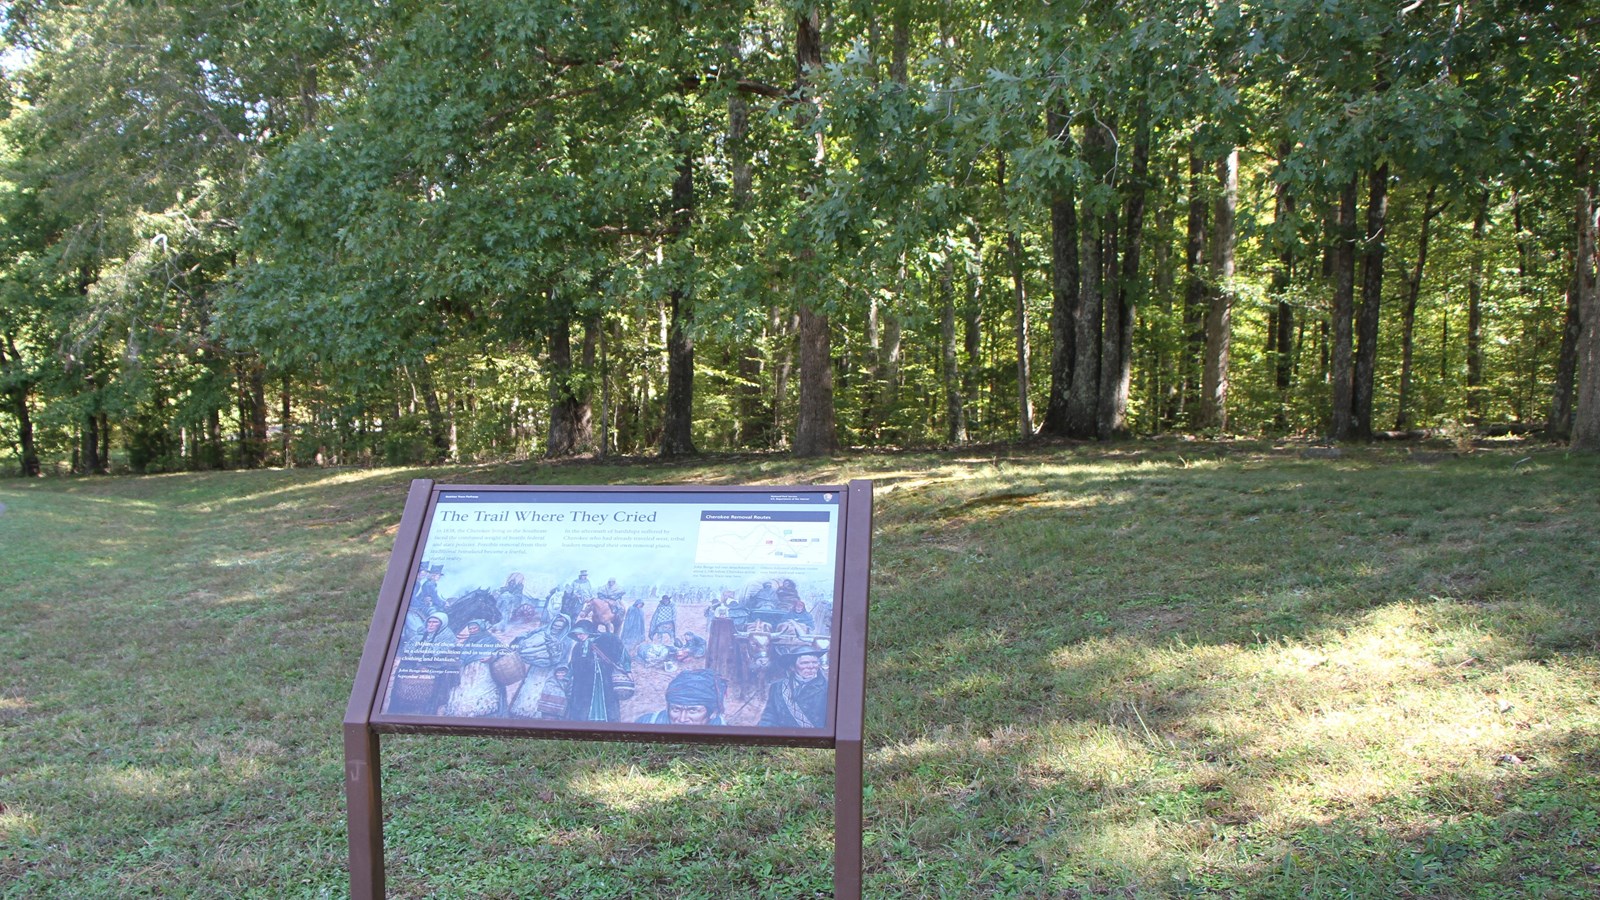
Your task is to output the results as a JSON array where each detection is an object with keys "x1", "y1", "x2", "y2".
[
  {"x1": 345, "y1": 724, "x2": 384, "y2": 900},
  {"x1": 834, "y1": 737, "x2": 863, "y2": 900}
]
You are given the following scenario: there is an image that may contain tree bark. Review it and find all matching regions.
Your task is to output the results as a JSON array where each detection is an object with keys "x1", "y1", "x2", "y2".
[
  {"x1": 1466, "y1": 192, "x2": 1489, "y2": 423},
  {"x1": 546, "y1": 298, "x2": 594, "y2": 457},
  {"x1": 1063, "y1": 197, "x2": 1102, "y2": 437},
  {"x1": 416, "y1": 358, "x2": 450, "y2": 463},
  {"x1": 1572, "y1": 173, "x2": 1600, "y2": 450},
  {"x1": 1329, "y1": 176, "x2": 1359, "y2": 440},
  {"x1": 0, "y1": 334, "x2": 40, "y2": 477},
  {"x1": 1549, "y1": 271, "x2": 1581, "y2": 439},
  {"x1": 791, "y1": 6, "x2": 836, "y2": 457},
  {"x1": 1042, "y1": 106, "x2": 1079, "y2": 435},
  {"x1": 941, "y1": 256, "x2": 966, "y2": 444},
  {"x1": 245, "y1": 359, "x2": 269, "y2": 467},
  {"x1": 1199, "y1": 148, "x2": 1237, "y2": 431},
  {"x1": 1396, "y1": 188, "x2": 1442, "y2": 431},
  {"x1": 1005, "y1": 166, "x2": 1033, "y2": 438},
  {"x1": 1099, "y1": 105, "x2": 1148, "y2": 438},
  {"x1": 1350, "y1": 162, "x2": 1389, "y2": 440},
  {"x1": 280, "y1": 374, "x2": 293, "y2": 466},
  {"x1": 1181, "y1": 148, "x2": 1209, "y2": 426},
  {"x1": 1272, "y1": 162, "x2": 1296, "y2": 428},
  {"x1": 660, "y1": 149, "x2": 697, "y2": 458},
  {"x1": 80, "y1": 396, "x2": 101, "y2": 475}
]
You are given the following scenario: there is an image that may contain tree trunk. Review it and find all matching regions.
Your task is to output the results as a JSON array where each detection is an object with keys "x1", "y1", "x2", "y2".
[
  {"x1": 963, "y1": 268, "x2": 982, "y2": 434},
  {"x1": 245, "y1": 359, "x2": 269, "y2": 467},
  {"x1": 1199, "y1": 148, "x2": 1237, "y2": 431},
  {"x1": 941, "y1": 256, "x2": 966, "y2": 444},
  {"x1": 1572, "y1": 172, "x2": 1600, "y2": 450},
  {"x1": 1064, "y1": 196, "x2": 1102, "y2": 437},
  {"x1": 660, "y1": 149, "x2": 697, "y2": 458},
  {"x1": 1009, "y1": 229, "x2": 1033, "y2": 439},
  {"x1": 1099, "y1": 105, "x2": 1149, "y2": 438},
  {"x1": 1350, "y1": 162, "x2": 1389, "y2": 440},
  {"x1": 1396, "y1": 188, "x2": 1442, "y2": 431},
  {"x1": 793, "y1": 302, "x2": 836, "y2": 456},
  {"x1": 416, "y1": 358, "x2": 451, "y2": 463},
  {"x1": 80, "y1": 402, "x2": 101, "y2": 475},
  {"x1": 1466, "y1": 193, "x2": 1489, "y2": 423},
  {"x1": 280, "y1": 374, "x2": 293, "y2": 466},
  {"x1": 1043, "y1": 106, "x2": 1079, "y2": 435},
  {"x1": 1329, "y1": 176, "x2": 1359, "y2": 440},
  {"x1": 546, "y1": 299, "x2": 594, "y2": 457},
  {"x1": 1181, "y1": 148, "x2": 1209, "y2": 426},
  {"x1": 1004, "y1": 155, "x2": 1030, "y2": 441},
  {"x1": 1549, "y1": 271, "x2": 1581, "y2": 439},
  {"x1": 791, "y1": 6, "x2": 835, "y2": 457},
  {"x1": 0, "y1": 334, "x2": 39, "y2": 476},
  {"x1": 1272, "y1": 164, "x2": 1297, "y2": 428}
]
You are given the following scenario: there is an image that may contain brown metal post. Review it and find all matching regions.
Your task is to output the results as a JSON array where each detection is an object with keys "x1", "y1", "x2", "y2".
[
  {"x1": 344, "y1": 478, "x2": 435, "y2": 900},
  {"x1": 833, "y1": 479, "x2": 873, "y2": 899},
  {"x1": 344, "y1": 724, "x2": 383, "y2": 900},
  {"x1": 834, "y1": 736, "x2": 864, "y2": 900}
]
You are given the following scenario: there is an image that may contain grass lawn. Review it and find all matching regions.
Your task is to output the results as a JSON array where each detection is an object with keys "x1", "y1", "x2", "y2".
[{"x1": 2, "y1": 442, "x2": 1598, "y2": 898}]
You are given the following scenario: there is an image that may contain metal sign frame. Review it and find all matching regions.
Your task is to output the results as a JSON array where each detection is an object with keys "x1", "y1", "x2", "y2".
[{"x1": 343, "y1": 479, "x2": 872, "y2": 898}]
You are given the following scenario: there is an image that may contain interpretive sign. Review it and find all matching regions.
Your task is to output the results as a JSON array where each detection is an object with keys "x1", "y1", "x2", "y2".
[{"x1": 344, "y1": 480, "x2": 872, "y2": 899}]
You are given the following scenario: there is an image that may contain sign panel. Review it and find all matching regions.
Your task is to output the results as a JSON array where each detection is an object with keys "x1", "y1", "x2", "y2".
[{"x1": 372, "y1": 486, "x2": 843, "y2": 737}]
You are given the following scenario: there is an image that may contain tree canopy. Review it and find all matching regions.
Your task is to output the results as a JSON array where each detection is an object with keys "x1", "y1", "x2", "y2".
[{"x1": 2, "y1": 0, "x2": 1597, "y2": 473}]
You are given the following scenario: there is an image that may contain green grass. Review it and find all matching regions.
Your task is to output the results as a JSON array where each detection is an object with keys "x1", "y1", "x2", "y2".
[{"x1": 2, "y1": 444, "x2": 1598, "y2": 898}]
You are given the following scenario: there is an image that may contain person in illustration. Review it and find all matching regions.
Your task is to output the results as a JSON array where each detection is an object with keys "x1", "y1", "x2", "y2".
[
  {"x1": 494, "y1": 572, "x2": 528, "y2": 629},
  {"x1": 441, "y1": 619, "x2": 506, "y2": 718},
  {"x1": 535, "y1": 665, "x2": 572, "y2": 719},
  {"x1": 757, "y1": 647, "x2": 829, "y2": 729},
  {"x1": 411, "y1": 561, "x2": 443, "y2": 616},
  {"x1": 404, "y1": 609, "x2": 450, "y2": 651},
  {"x1": 649, "y1": 594, "x2": 677, "y2": 642},
  {"x1": 388, "y1": 611, "x2": 455, "y2": 715},
  {"x1": 634, "y1": 669, "x2": 728, "y2": 725},
  {"x1": 561, "y1": 569, "x2": 595, "y2": 620},
  {"x1": 705, "y1": 595, "x2": 739, "y2": 684},
  {"x1": 400, "y1": 608, "x2": 427, "y2": 648},
  {"x1": 564, "y1": 620, "x2": 627, "y2": 722},
  {"x1": 506, "y1": 613, "x2": 573, "y2": 718},
  {"x1": 675, "y1": 631, "x2": 708, "y2": 661},
  {"x1": 579, "y1": 592, "x2": 622, "y2": 634},
  {"x1": 745, "y1": 579, "x2": 789, "y2": 629},
  {"x1": 597, "y1": 577, "x2": 626, "y2": 603},
  {"x1": 621, "y1": 598, "x2": 647, "y2": 648}
]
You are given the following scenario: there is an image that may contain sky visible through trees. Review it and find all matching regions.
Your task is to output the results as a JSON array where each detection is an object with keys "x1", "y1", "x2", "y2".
[{"x1": 0, "y1": 0, "x2": 1597, "y2": 474}]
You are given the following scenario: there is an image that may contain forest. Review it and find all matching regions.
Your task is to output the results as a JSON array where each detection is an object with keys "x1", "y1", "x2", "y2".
[{"x1": 0, "y1": 0, "x2": 1597, "y2": 475}]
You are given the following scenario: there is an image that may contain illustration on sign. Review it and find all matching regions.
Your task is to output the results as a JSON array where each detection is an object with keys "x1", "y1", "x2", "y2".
[{"x1": 379, "y1": 490, "x2": 840, "y2": 730}]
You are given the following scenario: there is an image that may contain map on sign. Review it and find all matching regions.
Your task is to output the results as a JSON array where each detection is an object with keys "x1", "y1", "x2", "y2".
[{"x1": 695, "y1": 513, "x2": 831, "y2": 566}]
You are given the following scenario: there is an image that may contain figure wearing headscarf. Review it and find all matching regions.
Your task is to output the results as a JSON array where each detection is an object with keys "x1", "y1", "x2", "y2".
[
  {"x1": 621, "y1": 598, "x2": 647, "y2": 648},
  {"x1": 564, "y1": 620, "x2": 627, "y2": 722},
  {"x1": 441, "y1": 619, "x2": 506, "y2": 718},
  {"x1": 634, "y1": 669, "x2": 728, "y2": 725},
  {"x1": 507, "y1": 614, "x2": 573, "y2": 718},
  {"x1": 387, "y1": 611, "x2": 456, "y2": 715},
  {"x1": 649, "y1": 595, "x2": 677, "y2": 642},
  {"x1": 757, "y1": 648, "x2": 829, "y2": 729},
  {"x1": 494, "y1": 572, "x2": 528, "y2": 629}
]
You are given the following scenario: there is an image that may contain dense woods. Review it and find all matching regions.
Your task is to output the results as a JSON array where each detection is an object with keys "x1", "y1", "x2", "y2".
[{"x1": 1, "y1": 0, "x2": 1597, "y2": 474}]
